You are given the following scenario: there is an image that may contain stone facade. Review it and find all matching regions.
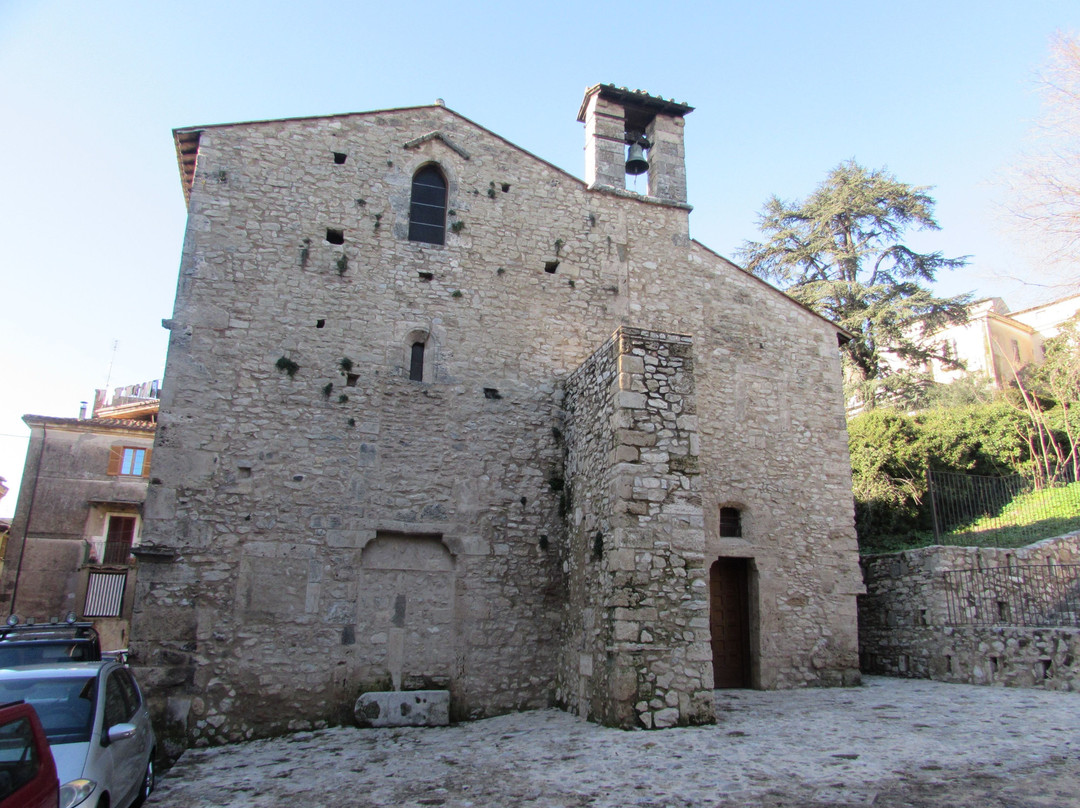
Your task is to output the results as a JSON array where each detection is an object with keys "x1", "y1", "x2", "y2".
[
  {"x1": 559, "y1": 328, "x2": 713, "y2": 728},
  {"x1": 860, "y1": 533, "x2": 1080, "y2": 691},
  {"x1": 133, "y1": 84, "x2": 863, "y2": 748}
]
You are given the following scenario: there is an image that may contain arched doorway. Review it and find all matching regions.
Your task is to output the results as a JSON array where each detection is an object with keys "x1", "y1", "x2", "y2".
[
  {"x1": 357, "y1": 532, "x2": 456, "y2": 690},
  {"x1": 709, "y1": 557, "x2": 751, "y2": 688}
]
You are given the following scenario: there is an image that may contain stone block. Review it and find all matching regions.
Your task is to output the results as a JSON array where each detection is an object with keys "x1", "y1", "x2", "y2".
[{"x1": 354, "y1": 690, "x2": 450, "y2": 728}]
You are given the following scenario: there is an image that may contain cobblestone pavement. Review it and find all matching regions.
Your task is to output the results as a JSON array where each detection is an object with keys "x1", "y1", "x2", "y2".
[{"x1": 148, "y1": 677, "x2": 1080, "y2": 807}]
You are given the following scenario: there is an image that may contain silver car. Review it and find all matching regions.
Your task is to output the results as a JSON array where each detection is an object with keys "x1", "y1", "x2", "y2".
[{"x1": 0, "y1": 660, "x2": 155, "y2": 808}]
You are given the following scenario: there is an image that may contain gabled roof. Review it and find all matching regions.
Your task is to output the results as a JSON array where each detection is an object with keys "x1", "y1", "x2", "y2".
[
  {"x1": 171, "y1": 98, "x2": 851, "y2": 342},
  {"x1": 690, "y1": 239, "x2": 856, "y2": 343},
  {"x1": 173, "y1": 103, "x2": 586, "y2": 204}
]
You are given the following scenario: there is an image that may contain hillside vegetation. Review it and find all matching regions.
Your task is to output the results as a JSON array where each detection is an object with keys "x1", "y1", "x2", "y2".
[{"x1": 849, "y1": 315, "x2": 1080, "y2": 554}]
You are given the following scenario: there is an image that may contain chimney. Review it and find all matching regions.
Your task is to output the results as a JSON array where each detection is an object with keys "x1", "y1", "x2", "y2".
[
  {"x1": 577, "y1": 84, "x2": 694, "y2": 205},
  {"x1": 78, "y1": 401, "x2": 87, "y2": 420}
]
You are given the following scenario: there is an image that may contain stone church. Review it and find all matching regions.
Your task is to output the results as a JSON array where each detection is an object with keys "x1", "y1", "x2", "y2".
[{"x1": 132, "y1": 84, "x2": 863, "y2": 746}]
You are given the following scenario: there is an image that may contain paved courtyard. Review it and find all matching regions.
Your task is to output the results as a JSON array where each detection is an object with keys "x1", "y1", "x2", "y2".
[{"x1": 148, "y1": 677, "x2": 1080, "y2": 807}]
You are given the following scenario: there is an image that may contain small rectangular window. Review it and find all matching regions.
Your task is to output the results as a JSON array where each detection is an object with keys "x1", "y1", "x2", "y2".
[
  {"x1": 719, "y1": 507, "x2": 742, "y2": 538},
  {"x1": 108, "y1": 446, "x2": 150, "y2": 477},
  {"x1": 120, "y1": 448, "x2": 145, "y2": 476}
]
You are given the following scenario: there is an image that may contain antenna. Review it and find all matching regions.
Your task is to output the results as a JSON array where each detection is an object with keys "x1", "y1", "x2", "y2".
[{"x1": 104, "y1": 340, "x2": 118, "y2": 392}]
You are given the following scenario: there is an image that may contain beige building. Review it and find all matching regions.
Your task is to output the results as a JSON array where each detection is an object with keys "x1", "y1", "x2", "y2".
[
  {"x1": 917, "y1": 293, "x2": 1080, "y2": 388},
  {"x1": 0, "y1": 383, "x2": 160, "y2": 650},
  {"x1": 133, "y1": 85, "x2": 864, "y2": 747}
]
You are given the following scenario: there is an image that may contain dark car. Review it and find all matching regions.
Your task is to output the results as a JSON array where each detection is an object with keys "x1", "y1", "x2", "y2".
[
  {"x1": 0, "y1": 617, "x2": 101, "y2": 668},
  {"x1": 0, "y1": 700, "x2": 60, "y2": 808}
]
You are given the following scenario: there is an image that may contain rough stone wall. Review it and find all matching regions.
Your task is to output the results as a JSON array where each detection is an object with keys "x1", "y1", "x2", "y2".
[
  {"x1": 860, "y1": 534, "x2": 1080, "y2": 691},
  {"x1": 560, "y1": 328, "x2": 712, "y2": 729},
  {"x1": 134, "y1": 103, "x2": 862, "y2": 746}
]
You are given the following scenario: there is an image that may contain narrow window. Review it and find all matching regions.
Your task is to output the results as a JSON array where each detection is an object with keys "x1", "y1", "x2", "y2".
[
  {"x1": 408, "y1": 165, "x2": 447, "y2": 245},
  {"x1": 333, "y1": 152, "x2": 347, "y2": 164},
  {"x1": 719, "y1": 507, "x2": 742, "y2": 538},
  {"x1": 410, "y1": 341, "x2": 425, "y2": 382}
]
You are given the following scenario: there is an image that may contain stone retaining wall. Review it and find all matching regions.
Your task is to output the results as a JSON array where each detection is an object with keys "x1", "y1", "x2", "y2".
[{"x1": 859, "y1": 533, "x2": 1080, "y2": 691}]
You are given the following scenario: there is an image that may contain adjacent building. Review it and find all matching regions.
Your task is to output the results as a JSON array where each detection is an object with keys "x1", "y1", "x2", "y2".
[
  {"x1": 133, "y1": 85, "x2": 864, "y2": 746},
  {"x1": 0, "y1": 383, "x2": 159, "y2": 650},
  {"x1": 915, "y1": 293, "x2": 1080, "y2": 388}
]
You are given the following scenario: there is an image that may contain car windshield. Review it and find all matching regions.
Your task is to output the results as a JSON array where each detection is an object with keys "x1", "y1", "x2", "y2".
[
  {"x1": 0, "y1": 642, "x2": 97, "y2": 667},
  {"x1": 0, "y1": 675, "x2": 97, "y2": 744}
]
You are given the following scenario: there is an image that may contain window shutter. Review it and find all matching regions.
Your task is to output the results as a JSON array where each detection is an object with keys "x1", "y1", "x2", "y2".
[
  {"x1": 107, "y1": 446, "x2": 123, "y2": 476},
  {"x1": 141, "y1": 448, "x2": 153, "y2": 477}
]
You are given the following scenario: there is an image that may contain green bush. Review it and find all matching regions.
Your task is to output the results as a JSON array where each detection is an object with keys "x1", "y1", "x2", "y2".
[
  {"x1": 849, "y1": 400, "x2": 1037, "y2": 551},
  {"x1": 848, "y1": 409, "x2": 927, "y2": 541}
]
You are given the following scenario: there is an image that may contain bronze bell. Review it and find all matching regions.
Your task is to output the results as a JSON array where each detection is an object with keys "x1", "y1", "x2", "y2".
[{"x1": 625, "y1": 137, "x2": 649, "y2": 175}]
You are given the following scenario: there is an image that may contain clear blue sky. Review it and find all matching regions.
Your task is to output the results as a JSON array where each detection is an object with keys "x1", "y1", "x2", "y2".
[{"x1": 1, "y1": 0, "x2": 1078, "y2": 517}]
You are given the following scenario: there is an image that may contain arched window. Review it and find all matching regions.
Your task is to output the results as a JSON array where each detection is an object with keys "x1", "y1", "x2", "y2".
[
  {"x1": 409, "y1": 341, "x2": 426, "y2": 381},
  {"x1": 408, "y1": 165, "x2": 447, "y2": 245}
]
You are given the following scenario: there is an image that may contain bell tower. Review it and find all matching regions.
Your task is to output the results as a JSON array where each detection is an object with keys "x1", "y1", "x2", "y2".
[{"x1": 577, "y1": 84, "x2": 694, "y2": 205}]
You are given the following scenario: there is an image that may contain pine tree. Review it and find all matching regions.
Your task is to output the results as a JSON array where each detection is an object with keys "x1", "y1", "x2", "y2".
[{"x1": 739, "y1": 160, "x2": 970, "y2": 405}]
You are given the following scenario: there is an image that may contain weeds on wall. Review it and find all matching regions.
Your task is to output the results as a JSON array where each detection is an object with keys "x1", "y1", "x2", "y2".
[
  {"x1": 336, "y1": 253, "x2": 349, "y2": 275},
  {"x1": 299, "y1": 238, "x2": 311, "y2": 268},
  {"x1": 322, "y1": 383, "x2": 333, "y2": 398},
  {"x1": 339, "y1": 357, "x2": 354, "y2": 373},
  {"x1": 276, "y1": 356, "x2": 300, "y2": 378},
  {"x1": 450, "y1": 221, "x2": 465, "y2": 234}
]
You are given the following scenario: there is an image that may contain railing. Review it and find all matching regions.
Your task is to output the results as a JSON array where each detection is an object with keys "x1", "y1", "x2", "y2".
[
  {"x1": 101, "y1": 541, "x2": 134, "y2": 565},
  {"x1": 927, "y1": 469, "x2": 1080, "y2": 547},
  {"x1": 943, "y1": 563, "x2": 1080, "y2": 627}
]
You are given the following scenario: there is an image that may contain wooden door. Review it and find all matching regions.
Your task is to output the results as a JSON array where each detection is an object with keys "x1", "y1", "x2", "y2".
[
  {"x1": 709, "y1": 558, "x2": 751, "y2": 688},
  {"x1": 104, "y1": 516, "x2": 136, "y2": 564}
]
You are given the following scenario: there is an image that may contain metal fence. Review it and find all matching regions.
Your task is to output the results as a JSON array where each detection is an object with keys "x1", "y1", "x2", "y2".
[
  {"x1": 943, "y1": 563, "x2": 1080, "y2": 627},
  {"x1": 927, "y1": 469, "x2": 1080, "y2": 547}
]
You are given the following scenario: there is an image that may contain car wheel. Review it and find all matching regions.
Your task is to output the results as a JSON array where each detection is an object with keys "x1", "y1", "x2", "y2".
[{"x1": 133, "y1": 753, "x2": 154, "y2": 806}]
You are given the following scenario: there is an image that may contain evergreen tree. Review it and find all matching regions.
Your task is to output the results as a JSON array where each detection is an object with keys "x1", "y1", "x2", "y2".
[{"x1": 739, "y1": 160, "x2": 970, "y2": 405}]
